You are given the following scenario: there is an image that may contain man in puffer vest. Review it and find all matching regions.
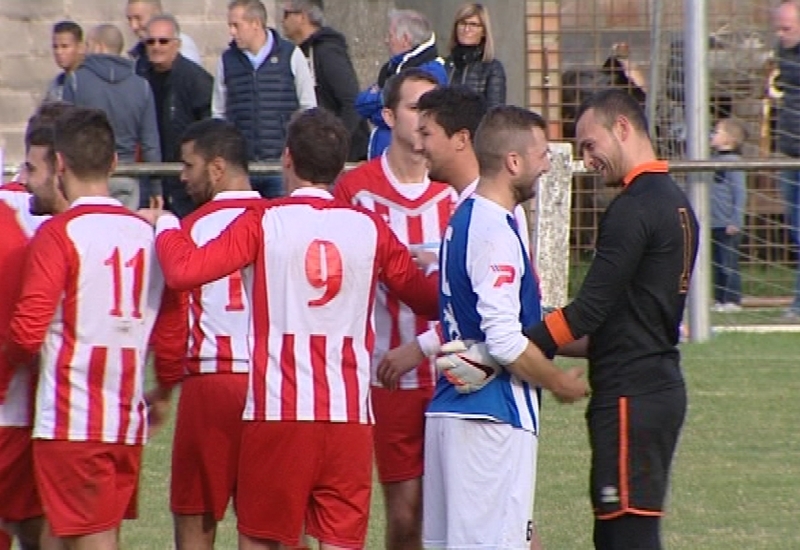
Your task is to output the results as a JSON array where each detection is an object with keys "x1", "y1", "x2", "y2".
[{"x1": 212, "y1": 0, "x2": 317, "y2": 198}]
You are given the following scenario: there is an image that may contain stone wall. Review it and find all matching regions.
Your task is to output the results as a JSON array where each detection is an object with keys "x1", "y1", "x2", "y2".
[{"x1": 0, "y1": 0, "x2": 394, "y2": 166}]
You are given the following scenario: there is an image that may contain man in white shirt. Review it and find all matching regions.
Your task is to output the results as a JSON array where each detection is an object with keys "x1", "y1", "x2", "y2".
[{"x1": 212, "y1": 0, "x2": 317, "y2": 199}]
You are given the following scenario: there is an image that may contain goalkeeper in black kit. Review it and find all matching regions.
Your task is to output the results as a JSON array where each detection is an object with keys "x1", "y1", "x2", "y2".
[{"x1": 524, "y1": 89, "x2": 700, "y2": 549}]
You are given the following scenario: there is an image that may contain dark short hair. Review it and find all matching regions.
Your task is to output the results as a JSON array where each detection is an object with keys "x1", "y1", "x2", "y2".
[
  {"x1": 474, "y1": 105, "x2": 547, "y2": 177},
  {"x1": 25, "y1": 102, "x2": 78, "y2": 170},
  {"x1": 417, "y1": 85, "x2": 486, "y2": 140},
  {"x1": 576, "y1": 88, "x2": 649, "y2": 135},
  {"x1": 53, "y1": 20, "x2": 83, "y2": 42},
  {"x1": 180, "y1": 119, "x2": 249, "y2": 174},
  {"x1": 286, "y1": 108, "x2": 349, "y2": 184},
  {"x1": 382, "y1": 68, "x2": 440, "y2": 112},
  {"x1": 53, "y1": 107, "x2": 116, "y2": 180}
]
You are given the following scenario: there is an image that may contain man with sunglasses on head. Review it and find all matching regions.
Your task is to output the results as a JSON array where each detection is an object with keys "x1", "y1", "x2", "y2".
[{"x1": 140, "y1": 14, "x2": 213, "y2": 217}]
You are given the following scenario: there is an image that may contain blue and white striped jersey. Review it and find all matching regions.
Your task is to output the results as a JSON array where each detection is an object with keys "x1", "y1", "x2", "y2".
[{"x1": 427, "y1": 195, "x2": 543, "y2": 433}]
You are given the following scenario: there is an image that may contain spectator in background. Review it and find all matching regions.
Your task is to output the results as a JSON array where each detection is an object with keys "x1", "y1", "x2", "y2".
[
  {"x1": 773, "y1": 0, "x2": 800, "y2": 319},
  {"x1": 212, "y1": 0, "x2": 317, "y2": 198},
  {"x1": 444, "y1": 3, "x2": 506, "y2": 109},
  {"x1": 710, "y1": 118, "x2": 747, "y2": 313},
  {"x1": 126, "y1": 0, "x2": 202, "y2": 75},
  {"x1": 45, "y1": 21, "x2": 86, "y2": 102},
  {"x1": 356, "y1": 9, "x2": 447, "y2": 160},
  {"x1": 63, "y1": 24, "x2": 162, "y2": 210},
  {"x1": 142, "y1": 14, "x2": 213, "y2": 217},
  {"x1": 281, "y1": 0, "x2": 370, "y2": 161}
]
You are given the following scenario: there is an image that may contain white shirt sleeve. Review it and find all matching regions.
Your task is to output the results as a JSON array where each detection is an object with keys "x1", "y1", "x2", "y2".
[
  {"x1": 211, "y1": 56, "x2": 226, "y2": 119},
  {"x1": 290, "y1": 46, "x2": 318, "y2": 110},
  {"x1": 179, "y1": 32, "x2": 202, "y2": 66},
  {"x1": 469, "y1": 226, "x2": 529, "y2": 366},
  {"x1": 416, "y1": 326, "x2": 443, "y2": 357}
]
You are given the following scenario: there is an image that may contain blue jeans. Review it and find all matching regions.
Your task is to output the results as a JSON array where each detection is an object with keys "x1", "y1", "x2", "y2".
[
  {"x1": 251, "y1": 174, "x2": 284, "y2": 199},
  {"x1": 711, "y1": 229, "x2": 742, "y2": 305},
  {"x1": 779, "y1": 170, "x2": 800, "y2": 310}
]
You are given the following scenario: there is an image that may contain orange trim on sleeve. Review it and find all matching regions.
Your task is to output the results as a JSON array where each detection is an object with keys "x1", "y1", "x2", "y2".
[
  {"x1": 622, "y1": 160, "x2": 669, "y2": 187},
  {"x1": 543, "y1": 309, "x2": 576, "y2": 347}
]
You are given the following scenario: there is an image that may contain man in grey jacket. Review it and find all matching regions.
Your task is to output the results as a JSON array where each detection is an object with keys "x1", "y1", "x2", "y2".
[{"x1": 62, "y1": 24, "x2": 162, "y2": 209}]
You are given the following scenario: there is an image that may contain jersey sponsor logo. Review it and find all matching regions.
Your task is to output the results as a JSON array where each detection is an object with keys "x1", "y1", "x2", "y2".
[{"x1": 491, "y1": 264, "x2": 516, "y2": 287}]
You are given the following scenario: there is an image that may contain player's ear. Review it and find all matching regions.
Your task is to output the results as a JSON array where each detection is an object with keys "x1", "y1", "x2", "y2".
[
  {"x1": 504, "y1": 150, "x2": 521, "y2": 176},
  {"x1": 208, "y1": 156, "x2": 225, "y2": 182},
  {"x1": 453, "y1": 128, "x2": 470, "y2": 152},
  {"x1": 382, "y1": 106, "x2": 396, "y2": 129},
  {"x1": 108, "y1": 152, "x2": 118, "y2": 178},
  {"x1": 55, "y1": 151, "x2": 67, "y2": 176}
]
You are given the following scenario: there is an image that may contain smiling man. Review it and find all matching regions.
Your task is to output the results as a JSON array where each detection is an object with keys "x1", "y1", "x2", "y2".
[
  {"x1": 523, "y1": 89, "x2": 700, "y2": 550},
  {"x1": 140, "y1": 14, "x2": 213, "y2": 217}
]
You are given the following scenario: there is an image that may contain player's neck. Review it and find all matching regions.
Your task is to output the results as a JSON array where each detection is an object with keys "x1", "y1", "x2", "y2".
[
  {"x1": 446, "y1": 154, "x2": 479, "y2": 193},
  {"x1": 64, "y1": 178, "x2": 110, "y2": 203},
  {"x1": 385, "y1": 144, "x2": 427, "y2": 183},
  {"x1": 216, "y1": 175, "x2": 253, "y2": 193},
  {"x1": 474, "y1": 177, "x2": 516, "y2": 213}
]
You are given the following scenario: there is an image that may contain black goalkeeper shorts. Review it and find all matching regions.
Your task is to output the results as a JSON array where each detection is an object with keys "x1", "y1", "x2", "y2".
[{"x1": 587, "y1": 386, "x2": 687, "y2": 519}]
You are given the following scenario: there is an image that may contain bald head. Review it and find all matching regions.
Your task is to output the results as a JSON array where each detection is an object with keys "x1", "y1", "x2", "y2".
[
  {"x1": 87, "y1": 24, "x2": 125, "y2": 55},
  {"x1": 775, "y1": 1, "x2": 800, "y2": 49}
]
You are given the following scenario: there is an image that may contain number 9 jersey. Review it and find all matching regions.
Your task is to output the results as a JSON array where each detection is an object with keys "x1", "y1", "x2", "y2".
[{"x1": 155, "y1": 187, "x2": 440, "y2": 425}]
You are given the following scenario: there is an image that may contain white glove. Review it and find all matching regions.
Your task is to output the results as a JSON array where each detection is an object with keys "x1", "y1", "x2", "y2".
[{"x1": 435, "y1": 340, "x2": 500, "y2": 394}]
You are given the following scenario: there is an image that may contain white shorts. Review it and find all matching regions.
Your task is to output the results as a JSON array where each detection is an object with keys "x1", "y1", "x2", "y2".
[{"x1": 423, "y1": 416, "x2": 538, "y2": 550}]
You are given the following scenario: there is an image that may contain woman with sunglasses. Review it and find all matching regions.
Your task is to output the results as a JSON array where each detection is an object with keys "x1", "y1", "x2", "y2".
[{"x1": 445, "y1": 3, "x2": 506, "y2": 109}]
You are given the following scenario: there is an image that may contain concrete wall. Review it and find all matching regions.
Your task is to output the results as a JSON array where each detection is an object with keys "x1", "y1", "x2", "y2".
[
  {"x1": 395, "y1": 0, "x2": 527, "y2": 108},
  {"x1": 0, "y1": 0, "x2": 394, "y2": 167}
]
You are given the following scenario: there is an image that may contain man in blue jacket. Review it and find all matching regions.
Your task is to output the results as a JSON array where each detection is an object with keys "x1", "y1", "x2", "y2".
[
  {"x1": 356, "y1": 9, "x2": 447, "y2": 160},
  {"x1": 62, "y1": 24, "x2": 162, "y2": 210}
]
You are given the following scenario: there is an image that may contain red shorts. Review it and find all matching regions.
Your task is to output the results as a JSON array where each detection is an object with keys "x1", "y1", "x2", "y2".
[
  {"x1": 171, "y1": 373, "x2": 248, "y2": 520},
  {"x1": 371, "y1": 386, "x2": 433, "y2": 483},
  {"x1": 33, "y1": 440, "x2": 142, "y2": 537},
  {"x1": 0, "y1": 427, "x2": 42, "y2": 522},
  {"x1": 236, "y1": 422, "x2": 373, "y2": 548}
]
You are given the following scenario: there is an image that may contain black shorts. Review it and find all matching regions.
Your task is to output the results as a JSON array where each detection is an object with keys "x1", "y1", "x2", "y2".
[{"x1": 587, "y1": 386, "x2": 687, "y2": 519}]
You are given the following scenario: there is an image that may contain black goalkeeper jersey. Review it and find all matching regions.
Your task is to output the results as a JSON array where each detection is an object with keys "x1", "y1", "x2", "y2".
[{"x1": 526, "y1": 161, "x2": 699, "y2": 404}]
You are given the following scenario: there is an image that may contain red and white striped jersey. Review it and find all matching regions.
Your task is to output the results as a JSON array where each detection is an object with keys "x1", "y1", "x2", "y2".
[
  {"x1": 0, "y1": 181, "x2": 49, "y2": 237},
  {"x1": 180, "y1": 190, "x2": 263, "y2": 376},
  {"x1": 334, "y1": 155, "x2": 455, "y2": 389},
  {"x1": 155, "y1": 187, "x2": 439, "y2": 424},
  {"x1": 0, "y1": 200, "x2": 35, "y2": 427},
  {"x1": 4, "y1": 197, "x2": 185, "y2": 445}
]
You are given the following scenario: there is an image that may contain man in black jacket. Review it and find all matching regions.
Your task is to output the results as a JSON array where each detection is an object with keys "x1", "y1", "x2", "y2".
[
  {"x1": 281, "y1": 0, "x2": 369, "y2": 161},
  {"x1": 142, "y1": 14, "x2": 213, "y2": 216}
]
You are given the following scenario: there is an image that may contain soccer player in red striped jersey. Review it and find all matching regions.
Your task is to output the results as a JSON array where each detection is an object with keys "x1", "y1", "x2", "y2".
[
  {"x1": 3, "y1": 108, "x2": 185, "y2": 550},
  {"x1": 0, "y1": 102, "x2": 74, "y2": 550},
  {"x1": 334, "y1": 68, "x2": 454, "y2": 550},
  {"x1": 152, "y1": 108, "x2": 439, "y2": 550},
  {"x1": 164, "y1": 119, "x2": 263, "y2": 550}
]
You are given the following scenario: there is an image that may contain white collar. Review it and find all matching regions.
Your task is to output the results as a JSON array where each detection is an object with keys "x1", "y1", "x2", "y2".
[
  {"x1": 70, "y1": 195, "x2": 123, "y2": 208},
  {"x1": 213, "y1": 190, "x2": 261, "y2": 201},
  {"x1": 290, "y1": 186, "x2": 333, "y2": 200},
  {"x1": 456, "y1": 178, "x2": 479, "y2": 207}
]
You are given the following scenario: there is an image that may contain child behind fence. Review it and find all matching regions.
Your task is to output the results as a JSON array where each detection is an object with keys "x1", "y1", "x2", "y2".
[{"x1": 710, "y1": 117, "x2": 747, "y2": 312}]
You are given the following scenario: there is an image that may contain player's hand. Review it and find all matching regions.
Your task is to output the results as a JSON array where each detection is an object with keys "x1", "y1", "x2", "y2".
[
  {"x1": 551, "y1": 366, "x2": 590, "y2": 404},
  {"x1": 137, "y1": 207, "x2": 163, "y2": 226},
  {"x1": 435, "y1": 340, "x2": 500, "y2": 394},
  {"x1": 145, "y1": 386, "x2": 172, "y2": 438},
  {"x1": 725, "y1": 224, "x2": 740, "y2": 236},
  {"x1": 377, "y1": 340, "x2": 425, "y2": 389},
  {"x1": 149, "y1": 194, "x2": 165, "y2": 210},
  {"x1": 411, "y1": 249, "x2": 438, "y2": 272}
]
